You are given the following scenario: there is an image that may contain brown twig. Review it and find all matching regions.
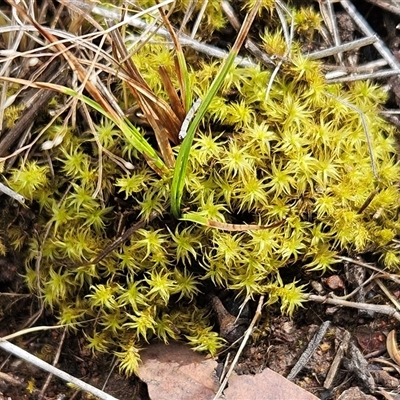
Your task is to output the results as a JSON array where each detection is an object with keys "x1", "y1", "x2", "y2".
[
  {"x1": 82, "y1": 211, "x2": 159, "y2": 267},
  {"x1": 305, "y1": 294, "x2": 400, "y2": 321},
  {"x1": 324, "y1": 330, "x2": 351, "y2": 389}
]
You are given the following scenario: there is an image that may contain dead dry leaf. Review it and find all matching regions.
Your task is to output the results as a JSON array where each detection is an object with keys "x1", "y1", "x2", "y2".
[
  {"x1": 138, "y1": 342, "x2": 319, "y2": 400},
  {"x1": 137, "y1": 342, "x2": 219, "y2": 400},
  {"x1": 224, "y1": 369, "x2": 319, "y2": 400},
  {"x1": 355, "y1": 325, "x2": 386, "y2": 353}
]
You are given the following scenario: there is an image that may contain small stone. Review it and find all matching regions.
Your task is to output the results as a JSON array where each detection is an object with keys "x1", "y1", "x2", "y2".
[{"x1": 324, "y1": 275, "x2": 345, "y2": 291}]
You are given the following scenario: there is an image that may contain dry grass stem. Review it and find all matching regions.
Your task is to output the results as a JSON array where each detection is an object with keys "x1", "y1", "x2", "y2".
[
  {"x1": 221, "y1": 1, "x2": 274, "y2": 67},
  {"x1": 319, "y1": 0, "x2": 344, "y2": 63},
  {"x1": 306, "y1": 294, "x2": 400, "y2": 321},
  {"x1": 308, "y1": 36, "x2": 377, "y2": 60},
  {"x1": 324, "y1": 330, "x2": 351, "y2": 389},
  {"x1": 375, "y1": 278, "x2": 400, "y2": 311},
  {"x1": 213, "y1": 295, "x2": 265, "y2": 400},
  {"x1": 0, "y1": 340, "x2": 119, "y2": 400},
  {"x1": 340, "y1": 0, "x2": 400, "y2": 70}
]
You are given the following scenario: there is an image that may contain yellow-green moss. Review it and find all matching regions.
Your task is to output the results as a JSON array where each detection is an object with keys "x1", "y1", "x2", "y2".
[{"x1": 5, "y1": 2, "x2": 400, "y2": 376}]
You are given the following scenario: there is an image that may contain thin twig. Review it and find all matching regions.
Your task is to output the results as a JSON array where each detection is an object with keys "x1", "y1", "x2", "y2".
[
  {"x1": 179, "y1": 0, "x2": 196, "y2": 33},
  {"x1": 264, "y1": 0, "x2": 294, "y2": 102},
  {"x1": 190, "y1": 0, "x2": 208, "y2": 39},
  {"x1": 328, "y1": 271, "x2": 378, "y2": 301},
  {"x1": 305, "y1": 294, "x2": 400, "y2": 321},
  {"x1": 102, "y1": 356, "x2": 117, "y2": 392},
  {"x1": 308, "y1": 36, "x2": 377, "y2": 60},
  {"x1": 324, "y1": 58, "x2": 388, "y2": 74},
  {"x1": 320, "y1": 0, "x2": 344, "y2": 63},
  {"x1": 0, "y1": 182, "x2": 25, "y2": 204},
  {"x1": 221, "y1": 0, "x2": 274, "y2": 67},
  {"x1": 0, "y1": 61, "x2": 68, "y2": 158},
  {"x1": 88, "y1": 2, "x2": 256, "y2": 67},
  {"x1": 369, "y1": 357, "x2": 400, "y2": 375},
  {"x1": 0, "y1": 293, "x2": 31, "y2": 297},
  {"x1": 365, "y1": 0, "x2": 400, "y2": 17},
  {"x1": 324, "y1": 330, "x2": 351, "y2": 389},
  {"x1": 375, "y1": 278, "x2": 400, "y2": 311},
  {"x1": 0, "y1": 22, "x2": 256, "y2": 73},
  {"x1": 336, "y1": 256, "x2": 400, "y2": 281},
  {"x1": 340, "y1": 0, "x2": 400, "y2": 70},
  {"x1": 275, "y1": 0, "x2": 292, "y2": 51},
  {"x1": 219, "y1": 352, "x2": 231, "y2": 383},
  {"x1": 81, "y1": 103, "x2": 104, "y2": 198},
  {"x1": 213, "y1": 295, "x2": 264, "y2": 400},
  {"x1": 81, "y1": 211, "x2": 159, "y2": 267},
  {"x1": 381, "y1": 109, "x2": 400, "y2": 115},
  {"x1": 0, "y1": 340, "x2": 119, "y2": 400},
  {"x1": 0, "y1": 4, "x2": 24, "y2": 131},
  {"x1": 327, "y1": 68, "x2": 400, "y2": 82},
  {"x1": 0, "y1": 323, "x2": 84, "y2": 342}
]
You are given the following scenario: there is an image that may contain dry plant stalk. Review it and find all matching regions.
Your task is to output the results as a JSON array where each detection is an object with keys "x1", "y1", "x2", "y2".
[
  {"x1": 213, "y1": 295, "x2": 265, "y2": 400},
  {"x1": 0, "y1": 340, "x2": 119, "y2": 400}
]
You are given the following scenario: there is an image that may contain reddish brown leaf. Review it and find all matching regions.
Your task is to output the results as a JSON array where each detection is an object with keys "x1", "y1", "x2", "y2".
[
  {"x1": 225, "y1": 369, "x2": 319, "y2": 400},
  {"x1": 138, "y1": 342, "x2": 218, "y2": 400},
  {"x1": 355, "y1": 325, "x2": 386, "y2": 353},
  {"x1": 138, "y1": 342, "x2": 319, "y2": 400}
]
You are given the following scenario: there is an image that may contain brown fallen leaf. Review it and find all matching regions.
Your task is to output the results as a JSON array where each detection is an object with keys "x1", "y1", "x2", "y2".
[
  {"x1": 138, "y1": 342, "x2": 319, "y2": 400},
  {"x1": 224, "y1": 369, "x2": 319, "y2": 400},
  {"x1": 355, "y1": 325, "x2": 386, "y2": 353},
  {"x1": 137, "y1": 342, "x2": 219, "y2": 400}
]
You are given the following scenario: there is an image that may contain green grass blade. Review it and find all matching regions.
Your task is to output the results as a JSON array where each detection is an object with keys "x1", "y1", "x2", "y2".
[
  {"x1": 0, "y1": 77, "x2": 167, "y2": 174},
  {"x1": 64, "y1": 90, "x2": 167, "y2": 173},
  {"x1": 176, "y1": 51, "x2": 192, "y2": 112},
  {"x1": 170, "y1": 62, "x2": 235, "y2": 218},
  {"x1": 170, "y1": 1, "x2": 261, "y2": 218}
]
